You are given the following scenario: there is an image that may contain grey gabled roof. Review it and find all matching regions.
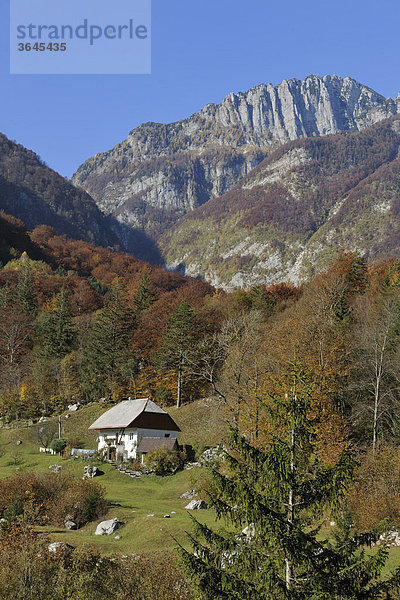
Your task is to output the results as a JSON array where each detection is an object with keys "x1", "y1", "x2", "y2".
[{"x1": 88, "y1": 398, "x2": 166, "y2": 430}]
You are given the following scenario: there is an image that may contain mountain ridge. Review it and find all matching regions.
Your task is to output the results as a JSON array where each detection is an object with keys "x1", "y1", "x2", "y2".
[
  {"x1": 159, "y1": 115, "x2": 400, "y2": 289},
  {"x1": 0, "y1": 133, "x2": 118, "y2": 248},
  {"x1": 3, "y1": 75, "x2": 400, "y2": 291},
  {"x1": 71, "y1": 74, "x2": 400, "y2": 251}
]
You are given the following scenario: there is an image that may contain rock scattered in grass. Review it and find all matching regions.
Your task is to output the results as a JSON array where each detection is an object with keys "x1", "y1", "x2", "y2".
[
  {"x1": 64, "y1": 517, "x2": 77, "y2": 530},
  {"x1": 185, "y1": 500, "x2": 207, "y2": 510},
  {"x1": 49, "y1": 464, "x2": 62, "y2": 474},
  {"x1": 180, "y1": 489, "x2": 197, "y2": 500},
  {"x1": 95, "y1": 518, "x2": 123, "y2": 535},
  {"x1": 82, "y1": 465, "x2": 98, "y2": 480},
  {"x1": 48, "y1": 542, "x2": 74, "y2": 553}
]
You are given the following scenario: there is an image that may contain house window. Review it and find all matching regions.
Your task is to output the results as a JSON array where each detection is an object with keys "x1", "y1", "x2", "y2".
[
  {"x1": 164, "y1": 433, "x2": 170, "y2": 438},
  {"x1": 129, "y1": 433, "x2": 135, "y2": 441}
]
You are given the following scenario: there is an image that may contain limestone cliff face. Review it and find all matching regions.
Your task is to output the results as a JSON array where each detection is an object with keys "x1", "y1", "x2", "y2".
[
  {"x1": 205, "y1": 75, "x2": 398, "y2": 141},
  {"x1": 72, "y1": 75, "x2": 399, "y2": 250}
]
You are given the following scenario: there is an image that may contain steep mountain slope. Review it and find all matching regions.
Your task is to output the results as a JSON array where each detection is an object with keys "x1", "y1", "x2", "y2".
[
  {"x1": 0, "y1": 134, "x2": 121, "y2": 249},
  {"x1": 0, "y1": 210, "x2": 214, "y2": 304},
  {"x1": 72, "y1": 75, "x2": 400, "y2": 247},
  {"x1": 160, "y1": 116, "x2": 400, "y2": 289},
  {"x1": 0, "y1": 211, "x2": 55, "y2": 267}
]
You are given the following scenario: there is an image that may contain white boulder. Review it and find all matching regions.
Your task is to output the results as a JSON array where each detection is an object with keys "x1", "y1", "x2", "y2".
[
  {"x1": 48, "y1": 542, "x2": 74, "y2": 553},
  {"x1": 95, "y1": 518, "x2": 123, "y2": 536},
  {"x1": 185, "y1": 500, "x2": 207, "y2": 510},
  {"x1": 180, "y1": 489, "x2": 197, "y2": 500},
  {"x1": 82, "y1": 465, "x2": 98, "y2": 480},
  {"x1": 378, "y1": 530, "x2": 400, "y2": 547},
  {"x1": 200, "y1": 447, "x2": 223, "y2": 466}
]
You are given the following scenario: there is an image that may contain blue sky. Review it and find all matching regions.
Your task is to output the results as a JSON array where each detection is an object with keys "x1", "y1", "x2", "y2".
[{"x1": 1, "y1": 0, "x2": 399, "y2": 178}]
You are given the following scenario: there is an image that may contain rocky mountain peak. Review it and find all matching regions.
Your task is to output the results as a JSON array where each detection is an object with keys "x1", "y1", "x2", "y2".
[
  {"x1": 204, "y1": 74, "x2": 396, "y2": 144},
  {"x1": 71, "y1": 75, "x2": 399, "y2": 257}
]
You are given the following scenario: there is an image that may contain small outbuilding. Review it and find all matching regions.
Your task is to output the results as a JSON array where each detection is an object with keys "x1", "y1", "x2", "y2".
[
  {"x1": 137, "y1": 436, "x2": 179, "y2": 463},
  {"x1": 89, "y1": 397, "x2": 180, "y2": 462}
]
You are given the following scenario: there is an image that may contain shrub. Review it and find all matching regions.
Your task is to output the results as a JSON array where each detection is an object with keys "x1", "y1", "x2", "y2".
[
  {"x1": 144, "y1": 446, "x2": 184, "y2": 476},
  {"x1": 191, "y1": 440, "x2": 206, "y2": 460},
  {"x1": 127, "y1": 458, "x2": 143, "y2": 471},
  {"x1": 0, "y1": 473, "x2": 34, "y2": 518},
  {"x1": 0, "y1": 471, "x2": 108, "y2": 528},
  {"x1": 0, "y1": 526, "x2": 195, "y2": 600},
  {"x1": 82, "y1": 487, "x2": 107, "y2": 523},
  {"x1": 4, "y1": 497, "x2": 23, "y2": 523},
  {"x1": 50, "y1": 479, "x2": 108, "y2": 527},
  {"x1": 66, "y1": 436, "x2": 83, "y2": 449},
  {"x1": 64, "y1": 436, "x2": 83, "y2": 457},
  {"x1": 50, "y1": 438, "x2": 67, "y2": 454}
]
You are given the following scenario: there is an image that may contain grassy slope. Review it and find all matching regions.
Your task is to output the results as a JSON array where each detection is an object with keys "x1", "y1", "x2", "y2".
[
  {"x1": 0, "y1": 399, "x2": 227, "y2": 555},
  {"x1": 2, "y1": 399, "x2": 400, "y2": 575},
  {"x1": 39, "y1": 463, "x2": 219, "y2": 555},
  {"x1": 169, "y1": 398, "x2": 228, "y2": 447}
]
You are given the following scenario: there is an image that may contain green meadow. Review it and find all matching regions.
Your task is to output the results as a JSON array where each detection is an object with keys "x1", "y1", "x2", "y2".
[
  {"x1": 1, "y1": 399, "x2": 400, "y2": 576},
  {"x1": 0, "y1": 400, "x2": 226, "y2": 555}
]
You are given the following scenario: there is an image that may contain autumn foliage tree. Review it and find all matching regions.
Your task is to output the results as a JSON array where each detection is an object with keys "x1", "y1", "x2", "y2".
[
  {"x1": 350, "y1": 288, "x2": 400, "y2": 451},
  {"x1": 0, "y1": 287, "x2": 33, "y2": 419}
]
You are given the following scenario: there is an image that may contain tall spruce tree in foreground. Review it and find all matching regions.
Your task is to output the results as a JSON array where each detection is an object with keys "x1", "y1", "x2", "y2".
[{"x1": 181, "y1": 364, "x2": 400, "y2": 599}]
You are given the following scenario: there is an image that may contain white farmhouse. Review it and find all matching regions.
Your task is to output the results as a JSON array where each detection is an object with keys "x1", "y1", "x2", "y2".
[{"x1": 89, "y1": 397, "x2": 180, "y2": 462}]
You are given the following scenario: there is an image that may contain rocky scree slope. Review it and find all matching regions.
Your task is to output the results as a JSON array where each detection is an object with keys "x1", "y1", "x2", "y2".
[
  {"x1": 72, "y1": 75, "x2": 400, "y2": 250},
  {"x1": 160, "y1": 116, "x2": 400, "y2": 290}
]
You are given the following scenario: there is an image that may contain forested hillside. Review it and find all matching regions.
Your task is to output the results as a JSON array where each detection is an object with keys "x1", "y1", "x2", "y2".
[
  {"x1": 0, "y1": 212, "x2": 214, "y2": 419},
  {"x1": 3, "y1": 214, "x2": 400, "y2": 597},
  {"x1": 2, "y1": 217, "x2": 400, "y2": 466},
  {"x1": 0, "y1": 134, "x2": 118, "y2": 248},
  {"x1": 161, "y1": 116, "x2": 400, "y2": 288}
]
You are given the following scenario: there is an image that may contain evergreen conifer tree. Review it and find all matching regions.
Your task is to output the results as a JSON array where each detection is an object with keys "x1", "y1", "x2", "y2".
[
  {"x1": 82, "y1": 281, "x2": 135, "y2": 399},
  {"x1": 133, "y1": 273, "x2": 155, "y2": 317},
  {"x1": 0, "y1": 284, "x2": 11, "y2": 309},
  {"x1": 38, "y1": 289, "x2": 75, "y2": 359},
  {"x1": 155, "y1": 300, "x2": 197, "y2": 408},
  {"x1": 16, "y1": 267, "x2": 37, "y2": 315},
  {"x1": 181, "y1": 364, "x2": 400, "y2": 599}
]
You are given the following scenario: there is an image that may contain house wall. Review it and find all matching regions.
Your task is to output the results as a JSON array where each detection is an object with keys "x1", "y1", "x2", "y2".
[
  {"x1": 97, "y1": 427, "x2": 179, "y2": 460},
  {"x1": 136, "y1": 427, "x2": 179, "y2": 439}
]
